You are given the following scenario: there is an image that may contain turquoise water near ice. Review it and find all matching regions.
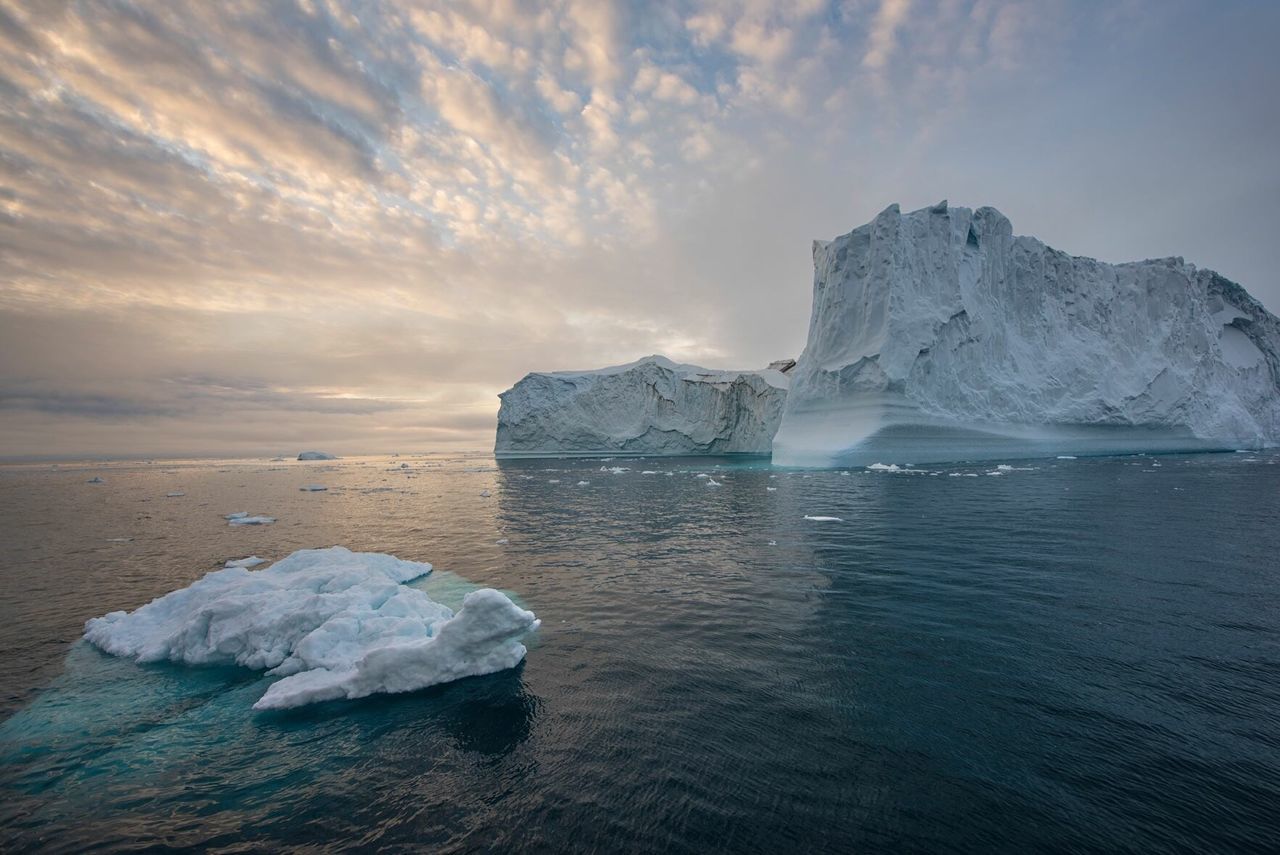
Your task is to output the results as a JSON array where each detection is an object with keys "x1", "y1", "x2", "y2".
[{"x1": 1, "y1": 451, "x2": 1279, "y2": 851}]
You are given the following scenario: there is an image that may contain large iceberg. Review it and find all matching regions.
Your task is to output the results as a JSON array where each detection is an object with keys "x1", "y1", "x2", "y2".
[
  {"x1": 83, "y1": 547, "x2": 539, "y2": 710},
  {"x1": 495, "y1": 354, "x2": 791, "y2": 456},
  {"x1": 772, "y1": 201, "x2": 1280, "y2": 466}
]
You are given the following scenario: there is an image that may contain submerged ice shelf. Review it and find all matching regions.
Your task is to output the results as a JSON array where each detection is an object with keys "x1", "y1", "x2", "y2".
[{"x1": 83, "y1": 547, "x2": 539, "y2": 710}]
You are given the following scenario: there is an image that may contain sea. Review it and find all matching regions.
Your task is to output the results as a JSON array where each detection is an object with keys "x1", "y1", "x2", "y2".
[{"x1": 1, "y1": 451, "x2": 1278, "y2": 852}]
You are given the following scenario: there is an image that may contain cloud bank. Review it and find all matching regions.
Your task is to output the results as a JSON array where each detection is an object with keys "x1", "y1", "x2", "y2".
[{"x1": 1, "y1": 0, "x2": 1278, "y2": 457}]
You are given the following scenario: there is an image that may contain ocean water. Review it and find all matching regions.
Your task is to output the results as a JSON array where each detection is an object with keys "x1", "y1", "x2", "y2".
[{"x1": 1, "y1": 451, "x2": 1278, "y2": 852}]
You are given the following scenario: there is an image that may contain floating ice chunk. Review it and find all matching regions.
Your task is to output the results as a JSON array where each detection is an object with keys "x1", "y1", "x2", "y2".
[
  {"x1": 866, "y1": 463, "x2": 900, "y2": 472},
  {"x1": 1056, "y1": 455, "x2": 1077, "y2": 460},
  {"x1": 804, "y1": 515, "x2": 842, "y2": 522},
  {"x1": 83, "y1": 546, "x2": 539, "y2": 711},
  {"x1": 166, "y1": 491, "x2": 185, "y2": 497},
  {"x1": 767, "y1": 540, "x2": 778, "y2": 546},
  {"x1": 608, "y1": 467, "x2": 629, "y2": 475},
  {"x1": 696, "y1": 473, "x2": 710, "y2": 479},
  {"x1": 495, "y1": 538, "x2": 509, "y2": 545},
  {"x1": 766, "y1": 486, "x2": 778, "y2": 491},
  {"x1": 996, "y1": 465, "x2": 1014, "y2": 471},
  {"x1": 106, "y1": 537, "x2": 133, "y2": 543},
  {"x1": 297, "y1": 451, "x2": 337, "y2": 461},
  {"x1": 479, "y1": 489, "x2": 491, "y2": 497},
  {"x1": 986, "y1": 471, "x2": 1004, "y2": 476},
  {"x1": 576, "y1": 480, "x2": 590, "y2": 486},
  {"x1": 225, "y1": 512, "x2": 249, "y2": 519},
  {"x1": 225, "y1": 556, "x2": 267, "y2": 569},
  {"x1": 86, "y1": 476, "x2": 105, "y2": 484},
  {"x1": 300, "y1": 484, "x2": 328, "y2": 492},
  {"x1": 641, "y1": 470, "x2": 658, "y2": 475},
  {"x1": 706, "y1": 478, "x2": 722, "y2": 487},
  {"x1": 229, "y1": 515, "x2": 275, "y2": 526}
]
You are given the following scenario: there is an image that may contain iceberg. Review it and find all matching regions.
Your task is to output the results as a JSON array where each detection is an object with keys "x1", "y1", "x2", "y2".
[
  {"x1": 83, "y1": 546, "x2": 539, "y2": 710},
  {"x1": 772, "y1": 202, "x2": 1280, "y2": 466},
  {"x1": 297, "y1": 451, "x2": 337, "y2": 461},
  {"x1": 496, "y1": 354, "x2": 791, "y2": 457}
]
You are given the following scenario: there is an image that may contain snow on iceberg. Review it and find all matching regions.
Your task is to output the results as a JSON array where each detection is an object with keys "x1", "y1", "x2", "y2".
[
  {"x1": 495, "y1": 354, "x2": 792, "y2": 457},
  {"x1": 83, "y1": 546, "x2": 539, "y2": 710},
  {"x1": 772, "y1": 201, "x2": 1280, "y2": 466}
]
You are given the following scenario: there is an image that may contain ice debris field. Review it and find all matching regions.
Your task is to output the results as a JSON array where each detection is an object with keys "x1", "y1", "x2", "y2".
[{"x1": 83, "y1": 547, "x2": 540, "y2": 711}]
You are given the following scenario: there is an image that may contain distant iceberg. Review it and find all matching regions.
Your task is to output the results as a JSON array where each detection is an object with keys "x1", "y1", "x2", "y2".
[
  {"x1": 772, "y1": 202, "x2": 1280, "y2": 466},
  {"x1": 83, "y1": 546, "x2": 540, "y2": 710},
  {"x1": 297, "y1": 451, "x2": 337, "y2": 461},
  {"x1": 495, "y1": 354, "x2": 792, "y2": 457}
]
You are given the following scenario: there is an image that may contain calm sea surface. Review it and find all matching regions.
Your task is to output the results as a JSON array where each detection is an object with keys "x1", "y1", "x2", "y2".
[{"x1": 1, "y1": 451, "x2": 1278, "y2": 852}]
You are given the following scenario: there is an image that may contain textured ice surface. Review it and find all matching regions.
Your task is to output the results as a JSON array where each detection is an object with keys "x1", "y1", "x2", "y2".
[
  {"x1": 83, "y1": 547, "x2": 539, "y2": 710},
  {"x1": 496, "y1": 354, "x2": 790, "y2": 457},
  {"x1": 773, "y1": 201, "x2": 1280, "y2": 466}
]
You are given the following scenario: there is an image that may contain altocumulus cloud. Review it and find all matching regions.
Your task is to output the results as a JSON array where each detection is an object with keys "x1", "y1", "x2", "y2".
[{"x1": 1, "y1": 0, "x2": 1278, "y2": 456}]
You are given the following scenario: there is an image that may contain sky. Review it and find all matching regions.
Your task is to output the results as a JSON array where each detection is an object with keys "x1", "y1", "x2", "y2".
[{"x1": 1, "y1": 0, "x2": 1278, "y2": 458}]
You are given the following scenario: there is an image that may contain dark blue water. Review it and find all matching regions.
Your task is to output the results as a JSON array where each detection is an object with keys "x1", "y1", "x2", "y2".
[{"x1": 2, "y1": 452, "x2": 1278, "y2": 852}]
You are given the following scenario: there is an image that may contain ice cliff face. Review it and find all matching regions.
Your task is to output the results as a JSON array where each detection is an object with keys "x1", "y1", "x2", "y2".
[
  {"x1": 773, "y1": 201, "x2": 1280, "y2": 466},
  {"x1": 495, "y1": 355, "x2": 790, "y2": 456}
]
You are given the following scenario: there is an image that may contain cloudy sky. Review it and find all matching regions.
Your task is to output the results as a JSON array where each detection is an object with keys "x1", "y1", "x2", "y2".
[{"x1": 1, "y1": 0, "x2": 1278, "y2": 458}]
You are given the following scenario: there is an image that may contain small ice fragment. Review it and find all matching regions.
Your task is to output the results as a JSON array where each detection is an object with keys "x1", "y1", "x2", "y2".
[
  {"x1": 548, "y1": 479, "x2": 560, "y2": 484},
  {"x1": 495, "y1": 538, "x2": 509, "y2": 545},
  {"x1": 1056, "y1": 455, "x2": 1077, "y2": 460},
  {"x1": 766, "y1": 486, "x2": 777, "y2": 491},
  {"x1": 804, "y1": 515, "x2": 842, "y2": 522},
  {"x1": 767, "y1": 540, "x2": 778, "y2": 546},
  {"x1": 866, "y1": 463, "x2": 900, "y2": 472},
  {"x1": 106, "y1": 537, "x2": 133, "y2": 543},
  {"x1": 300, "y1": 484, "x2": 328, "y2": 492},
  {"x1": 166, "y1": 491, "x2": 185, "y2": 497},
  {"x1": 86, "y1": 476, "x2": 105, "y2": 484},
  {"x1": 696, "y1": 473, "x2": 709, "y2": 479},
  {"x1": 996, "y1": 464, "x2": 1013, "y2": 471},
  {"x1": 641, "y1": 470, "x2": 658, "y2": 475},
  {"x1": 576, "y1": 480, "x2": 590, "y2": 486},
  {"x1": 225, "y1": 556, "x2": 267, "y2": 569},
  {"x1": 228, "y1": 515, "x2": 275, "y2": 526},
  {"x1": 225, "y1": 512, "x2": 249, "y2": 519},
  {"x1": 480, "y1": 489, "x2": 491, "y2": 497},
  {"x1": 986, "y1": 471, "x2": 1003, "y2": 476},
  {"x1": 706, "y1": 478, "x2": 722, "y2": 487}
]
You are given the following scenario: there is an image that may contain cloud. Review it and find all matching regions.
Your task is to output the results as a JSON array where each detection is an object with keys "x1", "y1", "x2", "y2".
[{"x1": 1, "y1": 0, "x2": 1279, "y2": 457}]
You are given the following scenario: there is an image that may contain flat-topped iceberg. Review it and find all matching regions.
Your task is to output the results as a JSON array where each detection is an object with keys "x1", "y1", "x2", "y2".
[
  {"x1": 297, "y1": 451, "x2": 337, "y2": 461},
  {"x1": 496, "y1": 354, "x2": 791, "y2": 457},
  {"x1": 83, "y1": 546, "x2": 539, "y2": 710},
  {"x1": 772, "y1": 201, "x2": 1280, "y2": 466}
]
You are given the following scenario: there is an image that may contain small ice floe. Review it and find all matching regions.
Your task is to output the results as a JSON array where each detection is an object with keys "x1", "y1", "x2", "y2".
[
  {"x1": 225, "y1": 556, "x2": 267, "y2": 569},
  {"x1": 839, "y1": 471, "x2": 851, "y2": 476},
  {"x1": 608, "y1": 467, "x2": 629, "y2": 475},
  {"x1": 1056, "y1": 455, "x2": 1077, "y2": 460},
  {"x1": 300, "y1": 484, "x2": 328, "y2": 492},
  {"x1": 706, "y1": 478, "x2": 722, "y2": 487},
  {"x1": 83, "y1": 546, "x2": 539, "y2": 711},
  {"x1": 226, "y1": 512, "x2": 275, "y2": 526},
  {"x1": 106, "y1": 537, "x2": 133, "y2": 543},
  {"x1": 766, "y1": 486, "x2": 777, "y2": 491},
  {"x1": 479, "y1": 489, "x2": 491, "y2": 497},
  {"x1": 576, "y1": 480, "x2": 590, "y2": 486},
  {"x1": 495, "y1": 538, "x2": 509, "y2": 545},
  {"x1": 400, "y1": 463, "x2": 410, "y2": 469},
  {"x1": 548, "y1": 479, "x2": 560, "y2": 484},
  {"x1": 986, "y1": 471, "x2": 1004, "y2": 476},
  {"x1": 996, "y1": 464, "x2": 1014, "y2": 471},
  {"x1": 297, "y1": 451, "x2": 337, "y2": 461},
  {"x1": 804, "y1": 515, "x2": 842, "y2": 522},
  {"x1": 86, "y1": 476, "x2": 105, "y2": 484},
  {"x1": 641, "y1": 470, "x2": 658, "y2": 475},
  {"x1": 696, "y1": 473, "x2": 710, "y2": 479},
  {"x1": 166, "y1": 491, "x2": 185, "y2": 497},
  {"x1": 867, "y1": 463, "x2": 900, "y2": 472},
  {"x1": 767, "y1": 540, "x2": 778, "y2": 546}
]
